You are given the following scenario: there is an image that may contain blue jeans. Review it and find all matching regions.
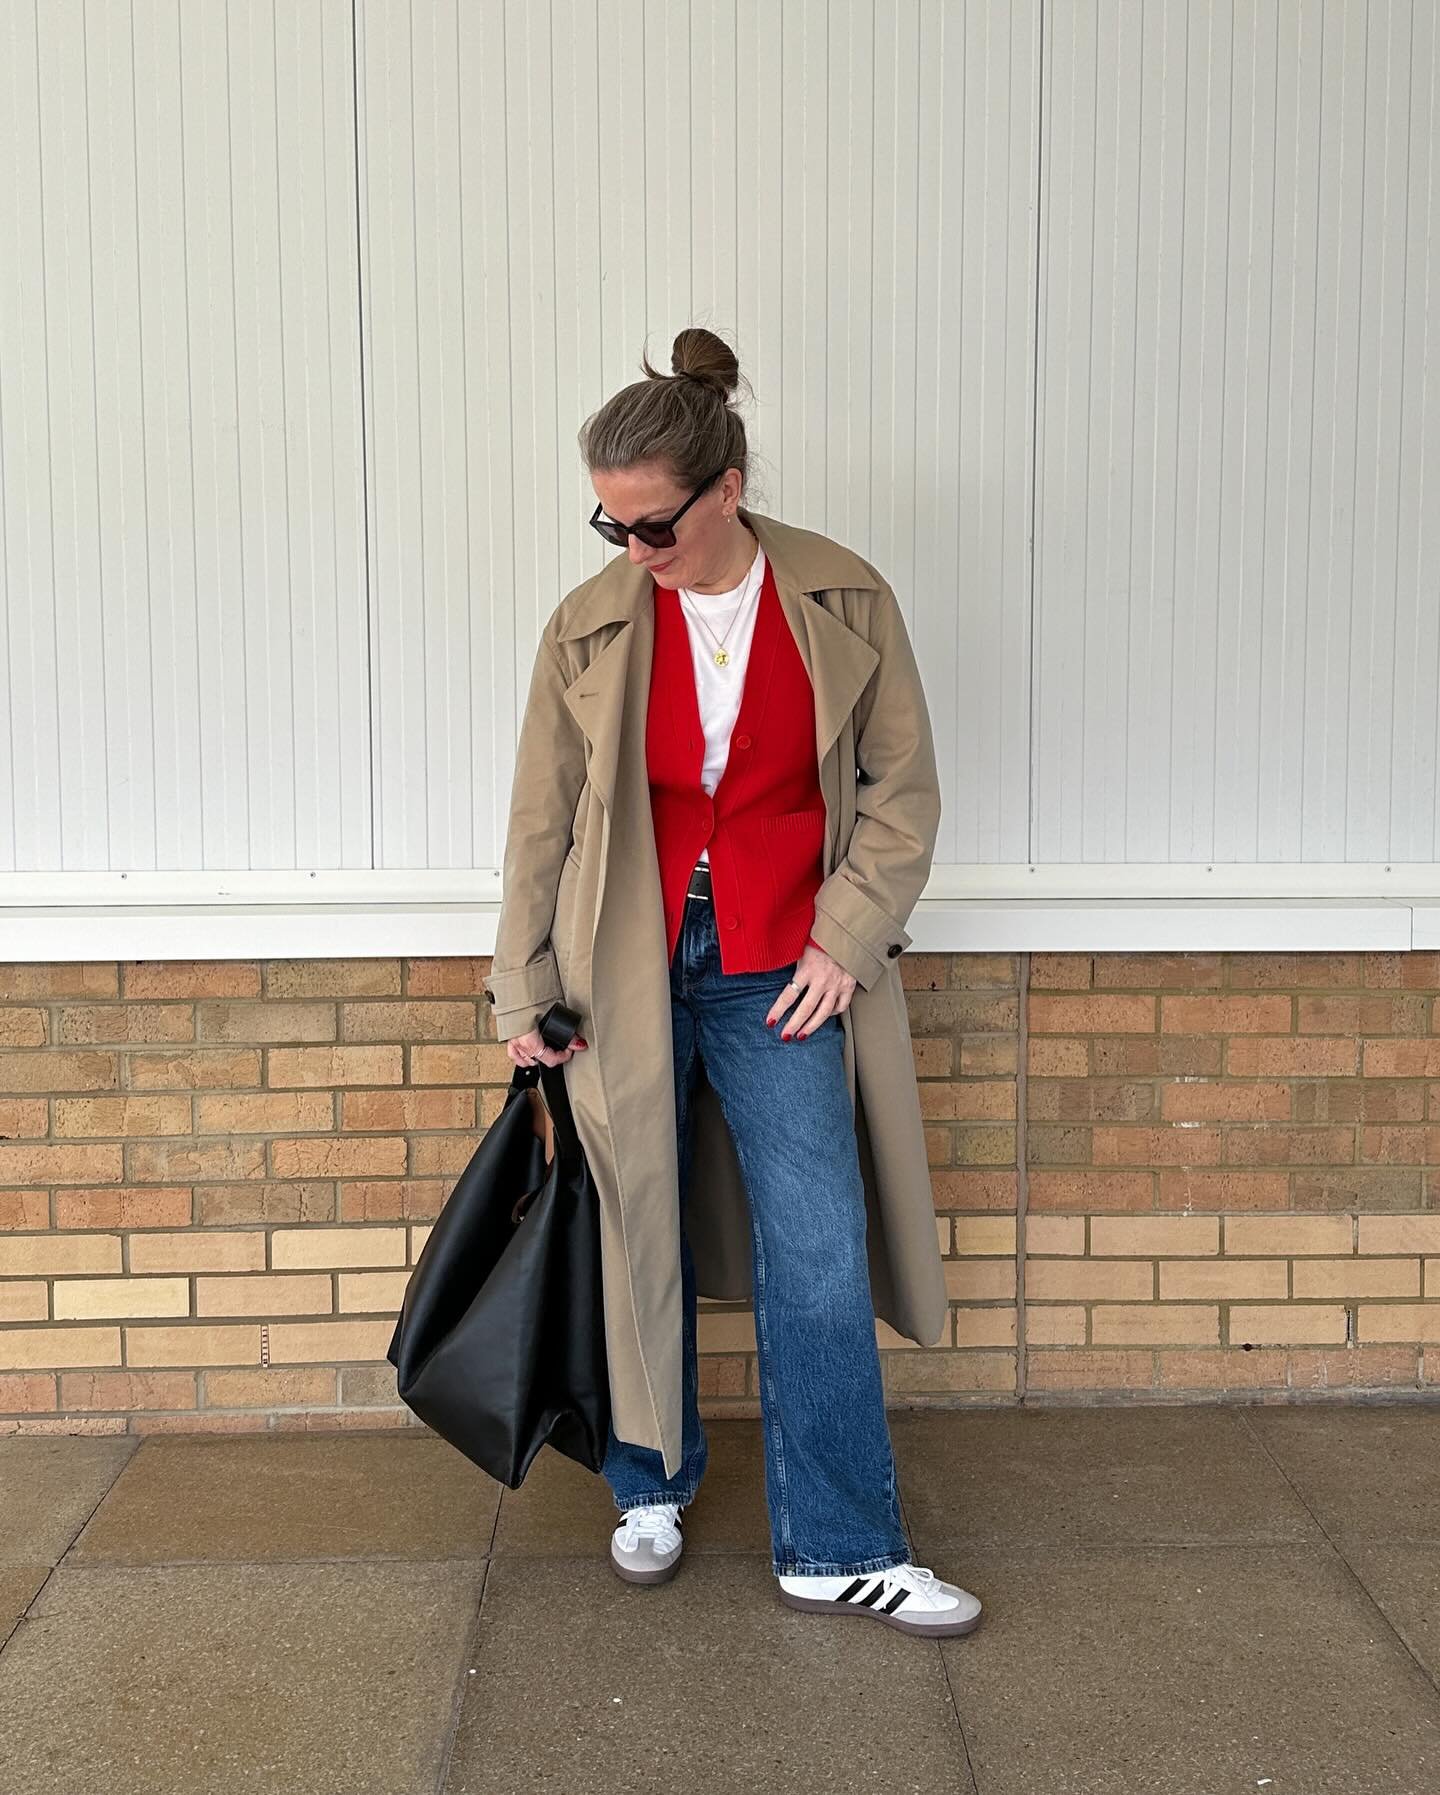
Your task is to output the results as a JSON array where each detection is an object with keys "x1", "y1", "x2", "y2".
[{"x1": 601, "y1": 889, "x2": 913, "y2": 1577}]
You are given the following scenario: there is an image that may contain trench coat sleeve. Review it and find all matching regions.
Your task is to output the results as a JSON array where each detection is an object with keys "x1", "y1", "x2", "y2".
[
  {"x1": 807, "y1": 576, "x2": 942, "y2": 990},
  {"x1": 484, "y1": 626, "x2": 587, "y2": 1042}
]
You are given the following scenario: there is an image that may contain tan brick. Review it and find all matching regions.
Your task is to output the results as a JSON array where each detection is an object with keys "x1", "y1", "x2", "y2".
[
  {"x1": 125, "y1": 1324, "x2": 260, "y2": 1366},
  {"x1": 53, "y1": 1278, "x2": 191, "y2": 1320},
  {"x1": 1023, "y1": 1348, "x2": 1153, "y2": 1390},
  {"x1": 0, "y1": 1326, "x2": 122, "y2": 1370},
  {"x1": 265, "y1": 960, "x2": 402, "y2": 998},
  {"x1": 1229, "y1": 1304, "x2": 1347, "y2": 1345},
  {"x1": 1, "y1": 1235, "x2": 122, "y2": 1276},
  {"x1": 1030, "y1": 954, "x2": 1094, "y2": 989},
  {"x1": 920, "y1": 1082, "x2": 1015, "y2": 1121},
  {"x1": 1293, "y1": 1342, "x2": 1421, "y2": 1387},
  {"x1": 122, "y1": 962, "x2": 262, "y2": 999},
  {"x1": 1095, "y1": 952, "x2": 1223, "y2": 988},
  {"x1": 0, "y1": 1010, "x2": 46, "y2": 1047},
  {"x1": 270, "y1": 1226, "x2": 407, "y2": 1270},
  {"x1": 697, "y1": 1355, "x2": 748, "y2": 1398},
  {"x1": 269, "y1": 1137, "x2": 406, "y2": 1179},
  {"x1": 410, "y1": 1044, "x2": 511, "y2": 1084},
  {"x1": 128, "y1": 1140, "x2": 266, "y2": 1182},
  {"x1": 1362, "y1": 1041, "x2": 1440, "y2": 1077},
  {"x1": 0, "y1": 1143, "x2": 123, "y2": 1185},
  {"x1": 0, "y1": 964, "x2": 117, "y2": 1000},
  {"x1": 1027, "y1": 1260, "x2": 1153, "y2": 1301},
  {"x1": 1158, "y1": 1260, "x2": 1289, "y2": 1300},
  {"x1": 341, "y1": 1089, "x2": 477, "y2": 1132},
  {"x1": 951, "y1": 1216, "x2": 1017, "y2": 1256},
  {"x1": 953, "y1": 1308, "x2": 1017, "y2": 1347},
  {"x1": 1224, "y1": 1214, "x2": 1353, "y2": 1256},
  {"x1": 0, "y1": 1374, "x2": 63, "y2": 1415},
  {"x1": 1027, "y1": 1038, "x2": 1090, "y2": 1076},
  {"x1": 129, "y1": 1232, "x2": 266, "y2": 1274},
  {"x1": 1160, "y1": 1081, "x2": 1291, "y2": 1121},
  {"x1": 59, "y1": 1370, "x2": 197, "y2": 1410},
  {"x1": 340, "y1": 1001, "x2": 476, "y2": 1043},
  {"x1": 53, "y1": 1095, "x2": 192, "y2": 1137},
  {"x1": 1093, "y1": 1127, "x2": 1223, "y2": 1166},
  {"x1": 58, "y1": 1005, "x2": 194, "y2": 1044},
  {"x1": 935, "y1": 1216, "x2": 951, "y2": 1254},
  {"x1": 1221, "y1": 1127, "x2": 1356, "y2": 1165},
  {"x1": 408, "y1": 1134, "x2": 480, "y2": 1177},
  {"x1": 1227, "y1": 1038, "x2": 1358, "y2": 1076},
  {"x1": 195, "y1": 1274, "x2": 333, "y2": 1317},
  {"x1": 337, "y1": 1270, "x2": 410, "y2": 1312},
  {"x1": 265, "y1": 1319, "x2": 395, "y2": 1363},
  {"x1": 204, "y1": 1368, "x2": 337, "y2": 1407},
  {"x1": 1030, "y1": 995, "x2": 1156, "y2": 1034},
  {"x1": 0, "y1": 1191, "x2": 50, "y2": 1230},
  {"x1": 1358, "y1": 1305, "x2": 1440, "y2": 1343},
  {"x1": 1091, "y1": 1305, "x2": 1220, "y2": 1345},
  {"x1": 196, "y1": 1092, "x2": 335, "y2": 1134},
  {"x1": 338, "y1": 1180, "x2": 446, "y2": 1222},
  {"x1": 126, "y1": 1049, "x2": 263, "y2": 1090},
  {"x1": 1158, "y1": 1171, "x2": 1292, "y2": 1210},
  {"x1": 410, "y1": 1224, "x2": 433, "y2": 1260},
  {"x1": 1091, "y1": 1216, "x2": 1220, "y2": 1256},
  {"x1": 1155, "y1": 1347, "x2": 1289, "y2": 1389},
  {"x1": 1161, "y1": 996, "x2": 1292, "y2": 1034},
  {"x1": 1292, "y1": 1259, "x2": 1421, "y2": 1299},
  {"x1": 0, "y1": 1098, "x2": 47, "y2": 1136},
  {"x1": 884, "y1": 1352, "x2": 1013, "y2": 1394},
  {"x1": 267, "y1": 1046, "x2": 403, "y2": 1087},
  {"x1": 1359, "y1": 1125, "x2": 1440, "y2": 1163},
  {"x1": 1028, "y1": 1170, "x2": 1153, "y2": 1213},
  {"x1": 696, "y1": 1311, "x2": 757, "y2": 1353},
  {"x1": 196, "y1": 1183, "x2": 334, "y2": 1226},
  {"x1": 407, "y1": 957, "x2": 490, "y2": 997},
  {"x1": 930, "y1": 1170, "x2": 1018, "y2": 1213},
  {"x1": 943, "y1": 1260, "x2": 1016, "y2": 1301},
  {"x1": 1025, "y1": 1215, "x2": 1086, "y2": 1254},
  {"x1": 1023, "y1": 1304, "x2": 1086, "y2": 1344},
  {"x1": 0, "y1": 1282, "x2": 47, "y2": 1322},
  {"x1": 197, "y1": 1002, "x2": 335, "y2": 1044},
  {"x1": 54, "y1": 1188, "x2": 193, "y2": 1230}
]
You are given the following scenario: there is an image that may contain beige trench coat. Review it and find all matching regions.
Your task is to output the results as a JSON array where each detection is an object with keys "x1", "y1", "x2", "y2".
[{"x1": 484, "y1": 508, "x2": 946, "y2": 1478}]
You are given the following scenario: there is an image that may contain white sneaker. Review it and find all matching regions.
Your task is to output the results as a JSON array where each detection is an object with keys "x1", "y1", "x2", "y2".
[
  {"x1": 776, "y1": 1561, "x2": 982, "y2": 1637},
  {"x1": 609, "y1": 1503, "x2": 684, "y2": 1585}
]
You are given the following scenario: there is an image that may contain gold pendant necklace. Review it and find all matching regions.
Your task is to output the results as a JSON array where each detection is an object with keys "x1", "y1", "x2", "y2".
[{"x1": 683, "y1": 539, "x2": 757, "y2": 668}]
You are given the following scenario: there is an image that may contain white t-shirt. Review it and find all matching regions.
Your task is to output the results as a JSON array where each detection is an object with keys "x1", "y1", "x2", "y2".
[{"x1": 677, "y1": 538, "x2": 766, "y2": 866}]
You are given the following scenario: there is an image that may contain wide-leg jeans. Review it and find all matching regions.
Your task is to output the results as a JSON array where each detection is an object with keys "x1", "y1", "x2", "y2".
[{"x1": 600, "y1": 888, "x2": 914, "y2": 1578}]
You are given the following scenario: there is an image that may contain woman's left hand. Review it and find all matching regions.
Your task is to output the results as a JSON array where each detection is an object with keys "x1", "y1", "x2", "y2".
[{"x1": 766, "y1": 940, "x2": 857, "y2": 1039}]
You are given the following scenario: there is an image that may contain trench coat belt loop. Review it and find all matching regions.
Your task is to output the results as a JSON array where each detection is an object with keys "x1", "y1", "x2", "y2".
[{"x1": 685, "y1": 862, "x2": 714, "y2": 902}]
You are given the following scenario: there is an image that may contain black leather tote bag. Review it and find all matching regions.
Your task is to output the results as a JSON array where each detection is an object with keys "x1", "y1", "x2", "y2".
[{"x1": 386, "y1": 999, "x2": 611, "y2": 1488}]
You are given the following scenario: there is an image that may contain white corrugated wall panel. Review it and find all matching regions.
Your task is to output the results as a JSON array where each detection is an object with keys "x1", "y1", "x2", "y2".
[
  {"x1": 0, "y1": 0, "x2": 369, "y2": 876},
  {"x1": 1033, "y1": 0, "x2": 1440, "y2": 865},
  {"x1": 356, "y1": 0, "x2": 1039, "y2": 872}
]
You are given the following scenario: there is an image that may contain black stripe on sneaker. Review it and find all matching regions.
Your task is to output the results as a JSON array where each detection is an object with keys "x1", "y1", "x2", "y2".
[
  {"x1": 881, "y1": 1587, "x2": 909, "y2": 1613},
  {"x1": 838, "y1": 1577, "x2": 868, "y2": 1601},
  {"x1": 856, "y1": 1580, "x2": 888, "y2": 1607}
]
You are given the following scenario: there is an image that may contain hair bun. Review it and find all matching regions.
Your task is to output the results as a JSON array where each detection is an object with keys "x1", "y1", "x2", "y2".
[{"x1": 669, "y1": 327, "x2": 740, "y2": 401}]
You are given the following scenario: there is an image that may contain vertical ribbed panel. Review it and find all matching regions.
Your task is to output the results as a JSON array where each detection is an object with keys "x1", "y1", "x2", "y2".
[
  {"x1": 357, "y1": 0, "x2": 1040, "y2": 870},
  {"x1": 1034, "y1": 0, "x2": 1440, "y2": 863},
  {"x1": 0, "y1": 0, "x2": 369, "y2": 874}
]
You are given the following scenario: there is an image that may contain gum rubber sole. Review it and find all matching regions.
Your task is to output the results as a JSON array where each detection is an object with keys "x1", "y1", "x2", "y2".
[{"x1": 776, "y1": 1587, "x2": 982, "y2": 1637}]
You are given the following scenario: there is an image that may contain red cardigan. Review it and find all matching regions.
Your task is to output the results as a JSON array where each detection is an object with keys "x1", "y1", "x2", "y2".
[{"x1": 646, "y1": 556, "x2": 827, "y2": 972}]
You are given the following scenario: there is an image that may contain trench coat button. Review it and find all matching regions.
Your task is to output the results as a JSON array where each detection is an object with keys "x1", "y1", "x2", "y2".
[
  {"x1": 886, "y1": 943, "x2": 903, "y2": 958},
  {"x1": 482, "y1": 987, "x2": 495, "y2": 1001}
]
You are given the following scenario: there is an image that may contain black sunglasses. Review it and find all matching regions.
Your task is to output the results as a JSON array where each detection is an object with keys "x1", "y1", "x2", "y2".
[{"x1": 589, "y1": 467, "x2": 726, "y2": 550}]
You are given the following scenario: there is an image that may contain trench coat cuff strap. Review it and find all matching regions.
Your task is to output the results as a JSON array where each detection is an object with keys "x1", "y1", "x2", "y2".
[
  {"x1": 483, "y1": 953, "x2": 563, "y2": 1040},
  {"x1": 809, "y1": 881, "x2": 913, "y2": 991}
]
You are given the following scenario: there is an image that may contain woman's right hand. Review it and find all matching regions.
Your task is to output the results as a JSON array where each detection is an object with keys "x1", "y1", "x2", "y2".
[{"x1": 505, "y1": 1026, "x2": 588, "y2": 1070}]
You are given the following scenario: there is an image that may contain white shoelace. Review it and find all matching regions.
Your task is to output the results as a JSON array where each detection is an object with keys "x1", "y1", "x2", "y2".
[
  {"x1": 617, "y1": 1503, "x2": 682, "y2": 1551},
  {"x1": 876, "y1": 1562, "x2": 941, "y2": 1606}
]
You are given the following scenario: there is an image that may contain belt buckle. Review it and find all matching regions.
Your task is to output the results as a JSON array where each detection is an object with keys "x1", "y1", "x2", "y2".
[{"x1": 688, "y1": 864, "x2": 713, "y2": 901}]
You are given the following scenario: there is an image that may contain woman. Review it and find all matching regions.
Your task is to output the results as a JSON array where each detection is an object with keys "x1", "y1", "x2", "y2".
[{"x1": 485, "y1": 327, "x2": 981, "y2": 1639}]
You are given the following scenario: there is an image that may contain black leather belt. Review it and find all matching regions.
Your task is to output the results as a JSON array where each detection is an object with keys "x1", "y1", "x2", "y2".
[{"x1": 686, "y1": 862, "x2": 713, "y2": 901}]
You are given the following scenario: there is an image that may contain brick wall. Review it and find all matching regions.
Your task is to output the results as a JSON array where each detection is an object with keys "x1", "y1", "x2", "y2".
[{"x1": 3, "y1": 950, "x2": 1439, "y2": 1435}]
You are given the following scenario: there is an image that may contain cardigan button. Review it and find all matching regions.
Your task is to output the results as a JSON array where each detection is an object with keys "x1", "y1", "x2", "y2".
[
  {"x1": 886, "y1": 943, "x2": 903, "y2": 958},
  {"x1": 735, "y1": 733, "x2": 751, "y2": 749},
  {"x1": 722, "y1": 915, "x2": 738, "y2": 929}
]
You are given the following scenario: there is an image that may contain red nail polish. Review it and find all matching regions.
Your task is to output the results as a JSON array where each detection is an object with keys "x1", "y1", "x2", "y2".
[
  {"x1": 765, "y1": 1018, "x2": 774, "y2": 1028},
  {"x1": 781, "y1": 1032, "x2": 791, "y2": 1041}
]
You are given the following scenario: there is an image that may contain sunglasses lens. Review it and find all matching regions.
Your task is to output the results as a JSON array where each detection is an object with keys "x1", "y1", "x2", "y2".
[
  {"x1": 635, "y1": 524, "x2": 677, "y2": 550},
  {"x1": 592, "y1": 518, "x2": 627, "y2": 546}
]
